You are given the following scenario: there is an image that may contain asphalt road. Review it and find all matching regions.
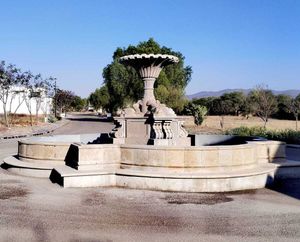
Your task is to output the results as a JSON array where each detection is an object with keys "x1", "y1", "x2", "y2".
[
  {"x1": 0, "y1": 114, "x2": 300, "y2": 242},
  {"x1": 52, "y1": 113, "x2": 114, "y2": 135}
]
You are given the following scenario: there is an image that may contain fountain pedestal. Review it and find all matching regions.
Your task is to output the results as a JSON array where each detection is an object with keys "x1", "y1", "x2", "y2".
[
  {"x1": 112, "y1": 116, "x2": 190, "y2": 146},
  {"x1": 110, "y1": 54, "x2": 190, "y2": 146}
]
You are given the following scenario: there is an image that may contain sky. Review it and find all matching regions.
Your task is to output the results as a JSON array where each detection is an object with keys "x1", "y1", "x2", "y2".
[{"x1": 0, "y1": 0, "x2": 299, "y2": 97}]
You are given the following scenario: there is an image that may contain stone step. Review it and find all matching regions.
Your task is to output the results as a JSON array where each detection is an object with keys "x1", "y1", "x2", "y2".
[
  {"x1": 120, "y1": 163, "x2": 261, "y2": 173},
  {"x1": 2, "y1": 156, "x2": 63, "y2": 178},
  {"x1": 50, "y1": 163, "x2": 276, "y2": 192},
  {"x1": 51, "y1": 166, "x2": 115, "y2": 188},
  {"x1": 54, "y1": 165, "x2": 115, "y2": 177},
  {"x1": 115, "y1": 164, "x2": 276, "y2": 192},
  {"x1": 117, "y1": 164, "x2": 276, "y2": 179}
]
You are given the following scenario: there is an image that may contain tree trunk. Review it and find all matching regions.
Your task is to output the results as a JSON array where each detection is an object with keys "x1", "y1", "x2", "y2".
[
  {"x1": 29, "y1": 112, "x2": 33, "y2": 126},
  {"x1": 35, "y1": 98, "x2": 42, "y2": 123},
  {"x1": 220, "y1": 115, "x2": 225, "y2": 130},
  {"x1": 11, "y1": 100, "x2": 25, "y2": 125},
  {"x1": 3, "y1": 102, "x2": 9, "y2": 127},
  {"x1": 36, "y1": 107, "x2": 39, "y2": 123},
  {"x1": 263, "y1": 118, "x2": 268, "y2": 128}
]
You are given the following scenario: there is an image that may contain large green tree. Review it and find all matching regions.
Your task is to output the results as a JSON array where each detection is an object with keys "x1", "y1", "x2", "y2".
[
  {"x1": 88, "y1": 86, "x2": 110, "y2": 111},
  {"x1": 71, "y1": 96, "x2": 86, "y2": 112},
  {"x1": 274, "y1": 94, "x2": 293, "y2": 120},
  {"x1": 102, "y1": 38, "x2": 192, "y2": 114}
]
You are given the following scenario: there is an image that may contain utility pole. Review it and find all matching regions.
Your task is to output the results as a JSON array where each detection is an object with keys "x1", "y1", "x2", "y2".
[{"x1": 54, "y1": 80, "x2": 57, "y2": 118}]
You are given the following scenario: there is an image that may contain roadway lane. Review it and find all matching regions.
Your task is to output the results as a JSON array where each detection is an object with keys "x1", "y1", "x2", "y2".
[
  {"x1": 0, "y1": 139, "x2": 18, "y2": 161},
  {"x1": 52, "y1": 113, "x2": 114, "y2": 135}
]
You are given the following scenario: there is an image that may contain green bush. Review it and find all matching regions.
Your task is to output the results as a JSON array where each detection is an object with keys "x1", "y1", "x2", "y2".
[
  {"x1": 225, "y1": 126, "x2": 267, "y2": 137},
  {"x1": 47, "y1": 115, "x2": 58, "y2": 123},
  {"x1": 225, "y1": 126, "x2": 300, "y2": 144},
  {"x1": 184, "y1": 103, "x2": 207, "y2": 125}
]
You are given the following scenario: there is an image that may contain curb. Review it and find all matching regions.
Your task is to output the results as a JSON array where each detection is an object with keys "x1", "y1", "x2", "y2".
[
  {"x1": 287, "y1": 144, "x2": 300, "y2": 149},
  {"x1": 0, "y1": 119, "x2": 70, "y2": 140}
]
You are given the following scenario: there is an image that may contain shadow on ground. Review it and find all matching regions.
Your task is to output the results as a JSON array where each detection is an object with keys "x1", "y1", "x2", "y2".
[
  {"x1": 66, "y1": 117, "x2": 113, "y2": 123},
  {"x1": 267, "y1": 178, "x2": 300, "y2": 200}
]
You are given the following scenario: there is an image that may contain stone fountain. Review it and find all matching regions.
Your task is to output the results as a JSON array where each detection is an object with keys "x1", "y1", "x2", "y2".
[
  {"x1": 2, "y1": 53, "x2": 291, "y2": 192},
  {"x1": 110, "y1": 54, "x2": 190, "y2": 146}
]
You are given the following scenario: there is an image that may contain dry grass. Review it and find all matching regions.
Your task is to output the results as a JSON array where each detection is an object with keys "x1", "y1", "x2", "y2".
[
  {"x1": 0, "y1": 114, "x2": 46, "y2": 128},
  {"x1": 185, "y1": 115, "x2": 299, "y2": 134}
]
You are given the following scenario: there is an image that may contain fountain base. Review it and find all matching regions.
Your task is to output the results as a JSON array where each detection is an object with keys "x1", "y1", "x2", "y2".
[
  {"x1": 111, "y1": 116, "x2": 191, "y2": 146},
  {"x1": 2, "y1": 134, "x2": 292, "y2": 192}
]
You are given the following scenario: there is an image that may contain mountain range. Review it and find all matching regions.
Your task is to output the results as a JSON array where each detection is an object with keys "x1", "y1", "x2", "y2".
[{"x1": 187, "y1": 89, "x2": 300, "y2": 99}]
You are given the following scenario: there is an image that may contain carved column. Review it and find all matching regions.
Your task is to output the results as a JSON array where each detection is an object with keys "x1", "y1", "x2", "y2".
[{"x1": 142, "y1": 77, "x2": 156, "y2": 113}]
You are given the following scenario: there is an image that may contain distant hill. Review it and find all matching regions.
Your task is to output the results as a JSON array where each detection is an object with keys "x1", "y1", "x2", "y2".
[{"x1": 187, "y1": 89, "x2": 300, "y2": 100}]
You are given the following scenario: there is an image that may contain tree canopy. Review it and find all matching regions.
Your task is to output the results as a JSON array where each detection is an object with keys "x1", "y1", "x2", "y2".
[
  {"x1": 88, "y1": 86, "x2": 110, "y2": 111},
  {"x1": 54, "y1": 89, "x2": 76, "y2": 114},
  {"x1": 102, "y1": 38, "x2": 192, "y2": 113},
  {"x1": 247, "y1": 86, "x2": 277, "y2": 127}
]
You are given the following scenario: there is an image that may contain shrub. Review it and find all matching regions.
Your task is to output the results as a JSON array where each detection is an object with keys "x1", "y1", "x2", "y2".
[
  {"x1": 184, "y1": 103, "x2": 207, "y2": 125},
  {"x1": 225, "y1": 126, "x2": 300, "y2": 144},
  {"x1": 47, "y1": 115, "x2": 58, "y2": 123}
]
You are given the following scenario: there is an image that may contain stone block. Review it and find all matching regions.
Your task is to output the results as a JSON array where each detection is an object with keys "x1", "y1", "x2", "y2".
[
  {"x1": 78, "y1": 147, "x2": 104, "y2": 164},
  {"x1": 121, "y1": 148, "x2": 134, "y2": 163},
  {"x1": 232, "y1": 148, "x2": 245, "y2": 165},
  {"x1": 148, "y1": 149, "x2": 166, "y2": 166},
  {"x1": 218, "y1": 149, "x2": 233, "y2": 165},
  {"x1": 165, "y1": 149, "x2": 184, "y2": 167},
  {"x1": 184, "y1": 149, "x2": 202, "y2": 167},
  {"x1": 202, "y1": 149, "x2": 219, "y2": 167},
  {"x1": 135, "y1": 149, "x2": 149, "y2": 165},
  {"x1": 103, "y1": 147, "x2": 120, "y2": 162}
]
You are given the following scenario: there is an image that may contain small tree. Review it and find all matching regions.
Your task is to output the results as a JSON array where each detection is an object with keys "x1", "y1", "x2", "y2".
[
  {"x1": 22, "y1": 72, "x2": 50, "y2": 126},
  {"x1": 248, "y1": 85, "x2": 277, "y2": 128},
  {"x1": 29, "y1": 74, "x2": 54, "y2": 123},
  {"x1": 184, "y1": 103, "x2": 207, "y2": 125},
  {"x1": 40, "y1": 77, "x2": 55, "y2": 121},
  {"x1": 0, "y1": 61, "x2": 23, "y2": 127},
  {"x1": 288, "y1": 95, "x2": 300, "y2": 131},
  {"x1": 8, "y1": 87, "x2": 26, "y2": 124},
  {"x1": 54, "y1": 89, "x2": 76, "y2": 115}
]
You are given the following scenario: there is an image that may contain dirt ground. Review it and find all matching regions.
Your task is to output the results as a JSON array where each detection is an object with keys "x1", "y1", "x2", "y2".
[{"x1": 185, "y1": 115, "x2": 299, "y2": 134}]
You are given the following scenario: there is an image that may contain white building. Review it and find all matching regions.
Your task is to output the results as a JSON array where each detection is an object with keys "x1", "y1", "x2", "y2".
[{"x1": 0, "y1": 85, "x2": 52, "y2": 118}]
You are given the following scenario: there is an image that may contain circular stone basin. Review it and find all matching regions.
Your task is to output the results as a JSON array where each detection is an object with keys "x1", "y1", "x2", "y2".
[
  {"x1": 3, "y1": 133, "x2": 286, "y2": 192},
  {"x1": 17, "y1": 134, "x2": 272, "y2": 164},
  {"x1": 192, "y1": 134, "x2": 266, "y2": 146},
  {"x1": 18, "y1": 133, "x2": 104, "y2": 163}
]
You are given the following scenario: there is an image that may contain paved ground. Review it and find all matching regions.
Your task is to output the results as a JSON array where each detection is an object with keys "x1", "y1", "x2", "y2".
[
  {"x1": 1, "y1": 113, "x2": 300, "y2": 242},
  {"x1": 52, "y1": 113, "x2": 114, "y2": 135}
]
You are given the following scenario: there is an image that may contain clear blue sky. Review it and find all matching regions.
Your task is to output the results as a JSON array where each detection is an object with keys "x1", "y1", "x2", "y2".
[{"x1": 0, "y1": 0, "x2": 299, "y2": 97}]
